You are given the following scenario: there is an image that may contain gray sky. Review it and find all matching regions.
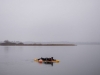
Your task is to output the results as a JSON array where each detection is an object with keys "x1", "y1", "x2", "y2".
[{"x1": 0, "y1": 0, "x2": 100, "y2": 42}]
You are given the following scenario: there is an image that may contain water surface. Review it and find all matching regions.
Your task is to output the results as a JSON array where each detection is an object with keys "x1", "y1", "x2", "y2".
[{"x1": 0, "y1": 45, "x2": 100, "y2": 75}]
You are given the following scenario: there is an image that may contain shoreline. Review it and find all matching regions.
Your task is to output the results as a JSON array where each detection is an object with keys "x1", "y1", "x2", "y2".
[{"x1": 0, "y1": 44, "x2": 76, "y2": 46}]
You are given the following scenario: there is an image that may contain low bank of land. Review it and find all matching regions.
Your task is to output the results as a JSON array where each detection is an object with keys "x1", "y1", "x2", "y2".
[{"x1": 0, "y1": 44, "x2": 76, "y2": 46}]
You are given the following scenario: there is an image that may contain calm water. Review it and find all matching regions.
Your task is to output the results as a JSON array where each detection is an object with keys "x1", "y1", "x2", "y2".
[{"x1": 0, "y1": 45, "x2": 100, "y2": 75}]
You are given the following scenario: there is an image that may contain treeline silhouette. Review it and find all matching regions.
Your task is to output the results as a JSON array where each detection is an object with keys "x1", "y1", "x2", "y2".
[
  {"x1": 0, "y1": 40, "x2": 24, "y2": 45},
  {"x1": 0, "y1": 40, "x2": 76, "y2": 46}
]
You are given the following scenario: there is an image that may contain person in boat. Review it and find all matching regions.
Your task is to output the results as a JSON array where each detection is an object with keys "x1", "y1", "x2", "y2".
[{"x1": 38, "y1": 57, "x2": 55, "y2": 61}]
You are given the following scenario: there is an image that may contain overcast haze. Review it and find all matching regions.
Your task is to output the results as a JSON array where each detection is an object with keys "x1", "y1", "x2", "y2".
[{"x1": 0, "y1": 0, "x2": 100, "y2": 42}]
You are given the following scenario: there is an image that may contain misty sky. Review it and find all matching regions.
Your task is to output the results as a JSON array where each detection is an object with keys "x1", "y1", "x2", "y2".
[{"x1": 0, "y1": 0, "x2": 100, "y2": 42}]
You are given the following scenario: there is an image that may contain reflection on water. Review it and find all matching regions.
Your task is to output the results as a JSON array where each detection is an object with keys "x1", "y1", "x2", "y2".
[
  {"x1": 4, "y1": 46, "x2": 9, "y2": 53},
  {"x1": 43, "y1": 62, "x2": 53, "y2": 66},
  {"x1": 36, "y1": 62, "x2": 54, "y2": 66}
]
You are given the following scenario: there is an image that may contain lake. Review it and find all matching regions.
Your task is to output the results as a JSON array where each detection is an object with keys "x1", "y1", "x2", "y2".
[{"x1": 0, "y1": 45, "x2": 100, "y2": 75}]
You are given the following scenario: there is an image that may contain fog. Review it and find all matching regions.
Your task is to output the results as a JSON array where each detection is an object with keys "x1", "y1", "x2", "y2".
[{"x1": 0, "y1": 0, "x2": 100, "y2": 42}]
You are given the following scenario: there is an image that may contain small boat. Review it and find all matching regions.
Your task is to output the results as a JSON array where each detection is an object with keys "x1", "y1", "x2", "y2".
[{"x1": 34, "y1": 58, "x2": 60, "y2": 63}]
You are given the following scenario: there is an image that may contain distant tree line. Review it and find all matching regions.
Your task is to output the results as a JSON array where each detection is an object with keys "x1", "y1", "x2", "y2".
[
  {"x1": 0, "y1": 40, "x2": 76, "y2": 46},
  {"x1": 0, "y1": 40, "x2": 24, "y2": 45}
]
